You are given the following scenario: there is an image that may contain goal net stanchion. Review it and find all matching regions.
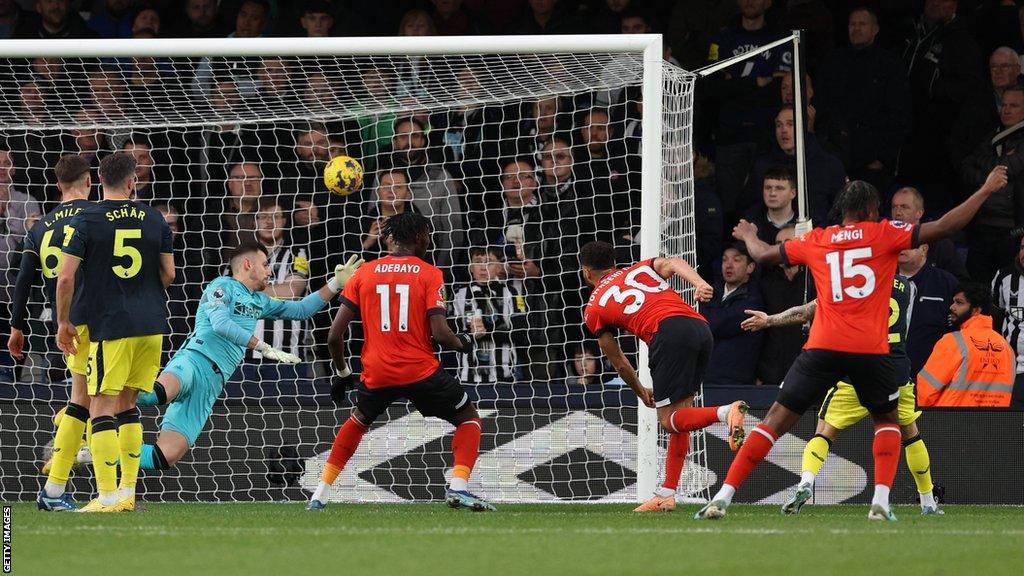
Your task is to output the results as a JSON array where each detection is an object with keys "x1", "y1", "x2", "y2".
[{"x1": 0, "y1": 35, "x2": 699, "y2": 504}]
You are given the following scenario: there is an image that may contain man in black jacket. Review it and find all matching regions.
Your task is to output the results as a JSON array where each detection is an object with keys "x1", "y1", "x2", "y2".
[
  {"x1": 950, "y1": 47, "x2": 1022, "y2": 172},
  {"x1": 703, "y1": 243, "x2": 763, "y2": 386}
]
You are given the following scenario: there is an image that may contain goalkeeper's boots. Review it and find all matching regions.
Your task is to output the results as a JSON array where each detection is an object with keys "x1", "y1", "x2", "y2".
[
  {"x1": 781, "y1": 483, "x2": 812, "y2": 515},
  {"x1": 693, "y1": 500, "x2": 728, "y2": 520},
  {"x1": 867, "y1": 504, "x2": 897, "y2": 522},
  {"x1": 306, "y1": 499, "x2": 328, "y2": 512},
  {"x1": 445, "y1": 489, "x2": 497, "y2": 512},
  {"x1": 37, "y1": 490, "x2": 76, "y2": 512},
  {"x1": 727, "y1": 401, "x2": 749, "y2": 452},
  {"x1": 921, "y1": 505, "x2": 945, "y2": 516},
  {"x1": 633, "y1": 494, "x2": 676, "y2": 512},
  {"x1": 77, "y1": 498, "x2": 121, "y2": 513}
]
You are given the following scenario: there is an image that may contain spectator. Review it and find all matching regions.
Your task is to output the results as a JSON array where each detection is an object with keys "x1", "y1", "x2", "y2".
[
  {"x1": 783, "y1": 0, "x2": 833, "y2": 70},
  {"x1": 132, "y1": 8, "x2": 161, "y2": 37},
  {"x1": 0, "y1": 149, "x2": 41, "y2": 272},
  {"x1": 665, "y1": 0, "x2": 737, "y2": 71},
  {"x1": 383, "y1": 116, "x2": 465, "y2": 271},
  {"x1": 431, "y1": 0, "x2": 483, "y2": 35},
  {"x1": 745, "y1": 166, "x2": 796, "y2": 245},
  {"x1": 890, "y1": 186, "x2": 969, "y2": 281},
  {"x1": 991, "y1": 235, "x2": 1024, "y2": 408},
  {"x1": 565, "y1": 342, "x2": 618, "y2": 386},
  {"x1": 353, "y1": 68, "x2": 398, "y2": 172},
  {"x1": 254, "y1": 56, "x2": 295, "y2": 108},
  {"x1": 703, "y1": 243, "x2": 763, "y2": 386},
  {"x1": 192, "y1": 0, "x2": 269, "y2": 98},
  {"x1": 14, "y1": 0, "x2": 95, "y2": 39},
  {"x1": 515, "y1": 0, "x2": 582, "y2": 35},
  {"x1": 704, "y1": 0, "x2": 791, "y2": 222},
  {"x1": 917, "y1": 282, "x2": 1014, "y2": 407},
  {"x1": 300, "y1": 0, "x2": 333, "y2": 37},
  {"x1": 815, "y1": 5, "x2": 911, "y2": 192},
  {"x1": 693, "y1": 154, "x2": 723, "y2": 282},
  {"x1": 898, "y1": 244, "x2": 958, "y2": 377},
  {"x1": 452, "y1": 246, "x2": 517, "y2": 383},
  {"x1": 207, "y1": 161, "x2": 263, "y2": 260},
  {"x1": 900, "y1": 0, "x2": 983, "y2": 212},
  {"x1": 170, "y1": 0, "x2": 229, "y2": 38},
  {"x1": 747, "y1": 107, "x2": 846, "y2": 226},
  {"x1": 395, "y1": 9, "x2": 437, "y2": 100},
  {"x1": 961, "y1": 85, "x2": 1024, "y2": 284},
  {"x1": 156, "y1": 203, "x2": 205, "y2": 354},
  {"x1": 754, "y1": 226, "x2": 813, "y2": 386},
  {"x1": 778, "y1": 71, "x2": 814, "y2": 131},
  {"x1": 589, "y1": 0, "x2": 633, "y2": 34},
  {"x1": 360, "y1": 169, "x2": 418, "y2": 260},
  {"x1": 88, "y1": 0, "x2": 134, "y2": 38},
  {"x1": 0, "y1": 0, "x2": 24, "y2": 40},
  {"x1": 575, "y1": 107, "x2": 634, "y2": 250},
  {"x1": 951, "y1": 47, "x2": 1022, "y2": 171}
]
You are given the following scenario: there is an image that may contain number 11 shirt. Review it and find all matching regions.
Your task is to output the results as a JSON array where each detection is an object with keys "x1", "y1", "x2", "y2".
[
  {"x1": 584, "y1": 258, "x2": 705, "y2": 344},
  {"x1": 780, "y1": 219, "x2": 919, "y2": 355},
  {"x1": 340, "y1": 255, "x2": 445, "y2": 388}
]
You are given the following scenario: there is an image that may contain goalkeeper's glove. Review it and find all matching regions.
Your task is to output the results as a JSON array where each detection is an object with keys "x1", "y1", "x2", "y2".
[
  {"x1": 331, "y1": 366, "x2": 355, "y2": 405},
  {"x1": 328, "y1": 254, "x2": 364, "y2": 294},
  {"x1": 456, "y1": 333, "x2": 475, "y2": 356},
  {"x1": 255, "y1": 341, "x2": 301, "y2": 364}
]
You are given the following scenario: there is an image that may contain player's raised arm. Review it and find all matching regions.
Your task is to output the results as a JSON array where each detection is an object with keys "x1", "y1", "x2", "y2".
[
  {"x1": 651, "y1": 256, "x2": 713, "y2": 302},
  {"x1": 741, "y1": 300, "x2": 818, "y2": 332},
  {"x1": 596, "y1": 332, "x2": 654, "y2": 408},
  {"x1": 7, "y1": 250, "x2": 43, "y2": 359},
  {"x1": 918, "y1": 165, "x2": 1007, "y2": 245},
  {"x1": 732, "y1": 219, "x2": 784, "y2": 266}
]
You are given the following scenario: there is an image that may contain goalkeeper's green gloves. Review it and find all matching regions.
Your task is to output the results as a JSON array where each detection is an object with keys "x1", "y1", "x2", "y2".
[
  {"x1": 328, "y1": 254, "x2": 364, "y2": 294},
  {"x1": 255, "y1": 341, "x2": 301, "y2": 364}
]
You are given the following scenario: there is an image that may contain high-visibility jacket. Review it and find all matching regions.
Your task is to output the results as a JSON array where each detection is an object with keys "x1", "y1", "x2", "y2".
[{"x1": 916, "y1": 314, "x2": 1014, "y2": 407}]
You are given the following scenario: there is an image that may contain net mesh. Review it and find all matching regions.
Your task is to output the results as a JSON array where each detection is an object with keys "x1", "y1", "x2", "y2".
[{"x1": 0, "y1": 48, "x2": 698, "y2": 503}]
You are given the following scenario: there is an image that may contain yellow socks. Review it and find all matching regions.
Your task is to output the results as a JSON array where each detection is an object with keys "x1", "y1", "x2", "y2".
[
  {"x1": 800, "y1": 434, "x2": 832, "y2": 486},
  {"x1": 90, "y1": 415, "x2": 120, "y2": 505},
  {"x1": 44, "y1": 403, "x2": 89, "y2": 497},
  {"x1": 904, "y1": 436, "x2": 934, "y2": 495},
  {"x1": 116, "y1": 408, "x2": 143, "y2": 498}
]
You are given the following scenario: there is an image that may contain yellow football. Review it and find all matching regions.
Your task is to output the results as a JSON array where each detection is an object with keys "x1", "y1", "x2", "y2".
[{"x1": 324, "y1": 155, "x2": 364, "y2": 196}]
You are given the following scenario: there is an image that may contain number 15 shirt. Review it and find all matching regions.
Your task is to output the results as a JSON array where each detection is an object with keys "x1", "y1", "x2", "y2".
[
  {"x1": 340, "y1": 255, "x2": 446, "y2": 389},
  {"x1": 584, "y1": 259, "x2": 705, "y2": 344},
  {"x1": 781, "y1": 219, "x2": 919, "y2": 355}
]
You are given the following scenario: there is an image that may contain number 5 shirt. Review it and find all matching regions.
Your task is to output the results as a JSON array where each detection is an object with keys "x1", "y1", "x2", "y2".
[
  {"x1": 584, "y1": 258, "x2": 705, "y2": 343},
  {"x1": 781, "y1": 219, "x2": 919, "y2": 354}
]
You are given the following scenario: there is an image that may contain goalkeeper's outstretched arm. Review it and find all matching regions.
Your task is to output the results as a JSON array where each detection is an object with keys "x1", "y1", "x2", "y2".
[{"x1": 263, "y1": 255, "x2": 366, "y2": 321}]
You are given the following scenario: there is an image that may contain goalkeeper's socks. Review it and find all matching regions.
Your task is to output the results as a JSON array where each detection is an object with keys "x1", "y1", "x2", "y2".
[
  {"x1": 44, "y1": 402, "x2": 90, "y2": 498},
  {"x1": 139, "y1": 443, "x2": 171, "y2": 471},
  {"x1": 450, "y1": 418, "x2": 482, "y2": 492},
  {"x1": 800, "y1": 434, "x2": 832, "y2": 488},
  {"x1": 871, "y1": 424, "x2": 901, "y2": 510},
  {"x1": 662, "y1": 432, "x2": 689, "y2": 492},
  {"x1": 903, "y1": 435, "x2": 936, "y2": 509},
  {"x1": 90, "y1": 416, "x2": 120, "y2": 506},
  {"x1": 720, "y1": 423, "x2": 779, "y2": 499},
  {"x1": 667, "y1": 407, "x2": 720, "y2": 432}
]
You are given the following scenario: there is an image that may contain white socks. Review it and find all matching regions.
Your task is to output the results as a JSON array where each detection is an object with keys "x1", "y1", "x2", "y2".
[
  {"x1": 871, "y1": 484, "x2": 891, "y2": 510},
  {"x1": 716, "y1": 405, "x2": 730, "y2": 422},
  {"x1": 654, "y1": 486, "x2": 676, "y2": 498},
  {"x1": 711, "y1": 484, "x2": 736, "y2": 505},
  {"x1": 449, "y1": 477, "x2": 469, "y2": 492},
  {"x1": 800, "y1": 471, "x2": 816, "y2": 488},
  {"x1": 920, "y1": 490, "x2": 936, "y2": 509},
  {"x1": 117, "y1": 487, "x2": 135, "y2": 500},
  {"x1": 43, "y1": 481, "x2": 65, "y2": 499},
  {"x1": 98, "y1": 491, "x2": 119, "y2": 506},
  {"x1": 311, "y1": 481, "x2": 329, "y2": 502}
]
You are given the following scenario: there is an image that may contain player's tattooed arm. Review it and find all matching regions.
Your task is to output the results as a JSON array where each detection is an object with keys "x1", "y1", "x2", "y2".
[
  {"x1": 741, "y1": 300, "x2": 817, "y2": 331},
  {"x1": 732, "y1": 219, "x2": 784, "y2": 266},
  {"x1": 597, "y1": 331, "x2": 654, "y2": 408}
]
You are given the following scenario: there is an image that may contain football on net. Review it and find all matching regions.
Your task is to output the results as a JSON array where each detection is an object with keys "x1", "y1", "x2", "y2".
[{"x1": 324, "y1": 155, "x2": 364, "y2": 196}]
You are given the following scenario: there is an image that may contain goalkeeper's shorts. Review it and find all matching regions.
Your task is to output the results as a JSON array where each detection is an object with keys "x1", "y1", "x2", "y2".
[
  {"x1": 87, "y1": 335, "x2": 162, "y2": 396},
  {"x1": 65, "y1": 324, "x2": 91, "y2": 376},
  {"x1": 160, "y1": 351, "x2": 226, "y2": 446},
  {"x1": 818, "y1": 381, "x2": 921, "y2": 430}
]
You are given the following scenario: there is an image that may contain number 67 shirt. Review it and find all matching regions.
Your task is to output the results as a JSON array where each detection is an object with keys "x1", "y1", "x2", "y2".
[
  {"x1": 780, "y1": 219, "x2": 919, "y2": 355},
  {"x1": 584, "y1": 259, "x2": 705, "y2": 343}
]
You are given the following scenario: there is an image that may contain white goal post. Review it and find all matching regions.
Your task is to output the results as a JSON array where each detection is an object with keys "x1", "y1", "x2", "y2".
[{"x1": 0, "y1": 34, "x2": 702, "y2": 503}]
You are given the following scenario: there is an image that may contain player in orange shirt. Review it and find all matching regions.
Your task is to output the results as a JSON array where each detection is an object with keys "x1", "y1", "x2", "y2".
[
  {"x1": 307, "y1": 212, "x2": 493, "y2": 512},
  {"x1": 580, "y1": 241, "x2": 748, "y2": 512},
  {"x1": 697, "y1": 167, "x2": 1007, "y2": 521}
]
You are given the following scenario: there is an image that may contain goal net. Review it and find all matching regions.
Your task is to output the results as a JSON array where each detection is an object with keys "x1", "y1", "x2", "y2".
[{"x1": 0, "y1": 36, "x2": 701, "y2": 503}]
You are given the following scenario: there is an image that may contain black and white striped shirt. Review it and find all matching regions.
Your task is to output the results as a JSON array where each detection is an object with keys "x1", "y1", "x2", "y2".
[{"x1": 991, "y1": 267, "x2": 1024, "y2": 375}]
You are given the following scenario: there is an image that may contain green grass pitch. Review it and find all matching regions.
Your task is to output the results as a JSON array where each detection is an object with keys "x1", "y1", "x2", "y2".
[{"x1": 8, "y1": 503, "x2": 1024, "y2": 576}]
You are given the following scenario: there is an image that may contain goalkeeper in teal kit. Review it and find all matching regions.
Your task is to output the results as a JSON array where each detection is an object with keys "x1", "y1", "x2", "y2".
[{"x1": 127, "y1": 242, "x2": 362, "y2": 471}]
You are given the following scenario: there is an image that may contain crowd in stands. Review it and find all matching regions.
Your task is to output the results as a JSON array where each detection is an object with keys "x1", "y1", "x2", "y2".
[{"x1": 2, "y1": 0, "x2": 1024, "y2": 392}]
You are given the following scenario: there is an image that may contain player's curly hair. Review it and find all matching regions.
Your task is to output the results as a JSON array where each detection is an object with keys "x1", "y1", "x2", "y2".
[
  {"x1": 580, "y1": 241, "x2": 616, "y2": 270},
  {"x1": 381, "y1": 211, "x2": 431, "y2": 247},
  {"x1": 829, "y1": 180, "x2": 880, "y2": 223}
]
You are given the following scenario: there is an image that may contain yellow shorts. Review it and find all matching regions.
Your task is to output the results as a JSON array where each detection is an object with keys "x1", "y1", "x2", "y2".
[
  {"x1": 65, "y1": 325, "x2": 91, "y2": 376},
  {"x1": 87, "y1": 335, "x2": 162, "y2": 396},
  {"x1": 818, "y1": 381, "x2": 921, "y2": 430}
]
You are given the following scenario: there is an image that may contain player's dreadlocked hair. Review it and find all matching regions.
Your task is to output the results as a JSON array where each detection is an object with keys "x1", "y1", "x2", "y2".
[
  {"x1": 381, "y1": 211, "x2": 431, "y2": 247},
  {"x1": 829, "y1": 180, "x2": 880, "y2": 223}
]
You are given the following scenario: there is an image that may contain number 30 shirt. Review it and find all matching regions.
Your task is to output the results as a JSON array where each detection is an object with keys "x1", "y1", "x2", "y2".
[
  {"x1": 584, "y1": 259, "x2": 705, "y2": 343},
  {"x1": 781, "y1": 219, "x2": 918, "y2": 355},
  {"x1": 340, "y1": 255, "x2": 445, "y2": 388}
]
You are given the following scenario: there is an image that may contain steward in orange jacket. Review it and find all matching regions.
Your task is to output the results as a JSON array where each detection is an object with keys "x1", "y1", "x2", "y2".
[{"x1": 917, "y1": 283, "x2": 1014, "y2": 407}]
